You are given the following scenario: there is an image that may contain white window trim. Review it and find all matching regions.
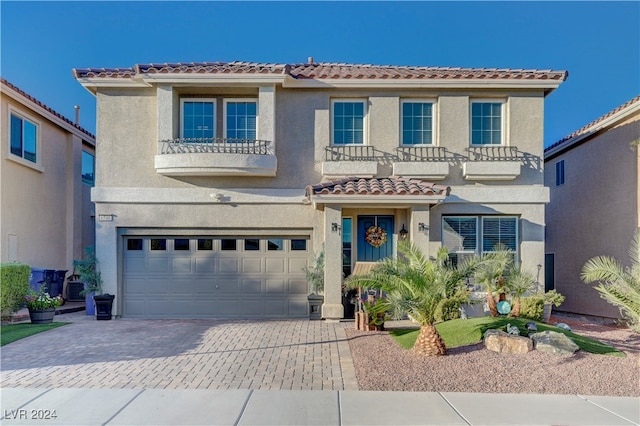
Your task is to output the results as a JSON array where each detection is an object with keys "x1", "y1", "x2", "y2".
[
  {"x1": 7, "y1": 106, "x2": 43, "y2": 172},
  {"x1": 400, "y1": 99, "x2": 437, "y2": 146},
  {"x1": 469, "y1": 99, "x2": 507, "y2": 146},
  {"x1": 223, "y1": 98, "x2": 259, "y2": 140},
  {"x1": 331, "y1": 98, "x2": 368, "y2": 145},
  {"x1": 180, "y1": 98, "x2": 217, "y2": 139}
]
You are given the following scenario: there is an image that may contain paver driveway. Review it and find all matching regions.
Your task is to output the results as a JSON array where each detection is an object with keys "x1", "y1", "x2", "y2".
[{"x1": 1, "y1": 313, "x2": 358, "y2": 391}]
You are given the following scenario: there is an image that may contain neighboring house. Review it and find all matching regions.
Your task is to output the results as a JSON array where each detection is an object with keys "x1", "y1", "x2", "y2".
[
  {"x1": 1, "y1": 79, "x2": 96, "y2": 292},
  {"x1": 73, "y1": 60, "x2": 566, "y2": 319},
  {"x1": 544, "y1": 95, "x2": 640, "y2": 320}
]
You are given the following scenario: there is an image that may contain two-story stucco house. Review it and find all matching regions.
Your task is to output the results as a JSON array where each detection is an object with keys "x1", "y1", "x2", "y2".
[
  {"x1": 73, "y1": 60, "x2": 566, "y2": 319},
  {"x1": 1, "y1": 79, "x2": 96, "y2": 291},
  {"x1": 544, "y1": 95, "x2": 640, "y2": 320}
]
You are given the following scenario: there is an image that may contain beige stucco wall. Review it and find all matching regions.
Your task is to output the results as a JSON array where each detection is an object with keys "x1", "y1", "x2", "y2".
[
  {"x1": 0, "y1": 92, "x2": 95, "y2": 276},
  {"x1": 92, "y1": 82, "x2": 550, "y2": 318},
  {"x1": 545, "y1": 112, "x2": 640, "y2": 319}
]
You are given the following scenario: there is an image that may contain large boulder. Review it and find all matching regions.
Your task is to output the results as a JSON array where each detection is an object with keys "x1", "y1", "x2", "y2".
[
  {"x1": 530, "y1": 330, "x2": 579, "y2": 355},
  {"x1": 484, "y1": 329, "x2": 533, "y2": 354}
]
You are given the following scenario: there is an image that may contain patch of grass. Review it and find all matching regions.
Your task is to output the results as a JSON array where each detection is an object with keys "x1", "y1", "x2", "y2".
[
  {"x1": 1, "y1": 322, "x2": 69, "y2": 346},
  {"x1": 388, "y1": 317, "x2": 625, "y2": 356}
]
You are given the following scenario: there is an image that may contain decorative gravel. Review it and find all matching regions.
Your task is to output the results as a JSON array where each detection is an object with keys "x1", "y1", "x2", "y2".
[{"x1": 345, "y1": 316, "x2": 640, "y2": 396}]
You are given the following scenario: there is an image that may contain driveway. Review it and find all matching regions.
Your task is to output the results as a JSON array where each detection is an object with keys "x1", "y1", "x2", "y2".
[{"x1": 1, "y1": 312, "x2": 358, "y2": 391}]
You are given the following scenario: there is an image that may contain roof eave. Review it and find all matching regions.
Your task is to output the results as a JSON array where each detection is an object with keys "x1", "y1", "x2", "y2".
[
  {"x1": 140, "y1": 73, "x2": 289, "y2": 85},
  {"x1": 309, "y1": 194, "x2": 448, "y2": 208},
  {"x1": 283, "y1": 78, "x2": 566, "y2": 91},
  {"x1": 545, "y1": 100, "x2": 640, "y2": 160}
]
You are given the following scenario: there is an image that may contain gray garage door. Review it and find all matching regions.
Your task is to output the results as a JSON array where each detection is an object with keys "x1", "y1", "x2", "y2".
[{"x1": 123, "y1": 236, "x2": 311, "y2": 318}]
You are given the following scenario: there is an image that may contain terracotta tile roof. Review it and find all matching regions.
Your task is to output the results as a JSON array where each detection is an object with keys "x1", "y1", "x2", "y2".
[
  {"x1": 73, "y1": 61, "x2": 567, "y2": 82},
  {"x1": 306, "y1": 176, "x2": 451, "y2": 197},
  {"x1": 1, "y1": 79, "x2": 95, "y2": 140},
  {"x1": 546, "y1": 94, "x2": 640, "y2": 152}
]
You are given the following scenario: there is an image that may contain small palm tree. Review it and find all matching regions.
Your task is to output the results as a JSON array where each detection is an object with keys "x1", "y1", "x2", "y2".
[
  {"x1": 345, "y1": 241, "x2": 474, "y2": 356},
  {"x1": 505, "y1": 265, "x2": 536, "y2": 317},
  {"x1": 474, "y1": 246, "x2": 514, "y2": 316},
  {"x1": 581, "y1": 231, "x2": 640, "y2": 332}
]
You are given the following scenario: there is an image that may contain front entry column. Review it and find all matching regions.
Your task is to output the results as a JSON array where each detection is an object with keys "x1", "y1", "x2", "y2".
[
  {"x1": 322, "y1": 205, "x2": 344, "y2": 320},
  {"x1": 411, "y1": 206, "x2": 431, "y2": 255}
]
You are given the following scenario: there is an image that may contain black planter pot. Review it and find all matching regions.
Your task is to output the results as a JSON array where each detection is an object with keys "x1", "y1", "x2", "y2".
[{"x1": 94, "y1": 294, "x2": 115, "y2": 320}]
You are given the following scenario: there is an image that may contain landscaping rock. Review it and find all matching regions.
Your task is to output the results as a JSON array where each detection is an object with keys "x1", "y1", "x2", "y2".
[
  {"x1": 484, "y1": 329, "x2": 533, "y2": 354},
  {"x1": 530, "y1": 330, "x2": 579, "y2": 355}
]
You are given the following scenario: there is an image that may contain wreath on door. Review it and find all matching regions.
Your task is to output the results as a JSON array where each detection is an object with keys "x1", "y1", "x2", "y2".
[{"x1": 365, "y1": 226, "x2": 388, "y2": 248}]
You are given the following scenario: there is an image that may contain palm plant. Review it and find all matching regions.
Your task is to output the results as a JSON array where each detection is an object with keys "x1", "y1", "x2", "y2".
[
  {"x1": 345, "y1": 241, "x2": 474, "y2": 356},
  {"x1": 505, "y1": 265, "x2": 536, "y2": 317},
  {"x1": 581, "y1": 230, "x2": 640, "y2": 332},
  {"x1": 474, "y1": 245, "x2": 514, "y2": 316}
]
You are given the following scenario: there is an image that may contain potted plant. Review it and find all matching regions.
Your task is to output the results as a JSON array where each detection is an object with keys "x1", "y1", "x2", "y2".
[
  {"x1": 303, "y1": 249, "x2": 324, "y2": 320},
  {"x1": 542, "y1": 289, "x2": 565, "y2": 323},
  {"x1": 73, "y1": 246, "x2": 112, "y2": 318},
  {"x1": 25, "y1": 286, "x2": 61, "y2": 324}
]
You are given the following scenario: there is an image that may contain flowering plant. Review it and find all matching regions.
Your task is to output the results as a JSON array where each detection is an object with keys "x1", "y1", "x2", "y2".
[
  {"x1": 25, "y1": 287, "x2": 61, "y2": 311},
  {"x1": 365, "y1": 226, "x2": 387, "y2": 248}
]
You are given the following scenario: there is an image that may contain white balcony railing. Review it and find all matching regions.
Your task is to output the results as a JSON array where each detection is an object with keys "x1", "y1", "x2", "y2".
[{"x1": 155, "y1": 138, "x2": 277, "y2": 177}]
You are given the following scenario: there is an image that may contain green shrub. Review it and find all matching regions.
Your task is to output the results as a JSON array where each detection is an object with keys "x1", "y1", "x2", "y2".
[
  {"x1": 520, "y1": 296, "x2": 544, "y2": 321},
  {"x1": 1, "y1": 263, "x2": 31, "y2": 314},
  {"x1": 435, "y1": 297, "x2": 462, "y2": 322}
]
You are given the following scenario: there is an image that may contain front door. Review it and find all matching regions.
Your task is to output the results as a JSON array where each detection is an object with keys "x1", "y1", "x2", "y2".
[{"x1": 357, "y1": 215, "x2": 394, "y2": 261}]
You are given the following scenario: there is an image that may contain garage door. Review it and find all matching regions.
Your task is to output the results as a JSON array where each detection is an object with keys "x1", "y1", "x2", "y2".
[{"x1": 123, "y1": 236, "x2": 311, "y2": 318}]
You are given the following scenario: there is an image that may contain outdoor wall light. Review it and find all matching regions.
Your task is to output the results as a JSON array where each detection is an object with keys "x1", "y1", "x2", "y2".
[
  {"x1": 418, "y1": 222, "x2": 428, "y2": 232},
  {"x1": 331, "y1": 222, "x2": 341, "y2": 233},
  {"x1": 399, "y1": 224, "x2": 409, "y2": 240}
]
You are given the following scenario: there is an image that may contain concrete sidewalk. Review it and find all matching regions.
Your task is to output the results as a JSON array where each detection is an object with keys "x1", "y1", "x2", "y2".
[{"x1": 1, "y1": 388, "x2": 638, "y2": 425}]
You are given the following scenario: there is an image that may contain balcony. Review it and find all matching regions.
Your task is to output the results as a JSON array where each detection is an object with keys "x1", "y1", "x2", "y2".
[
  {"x1": 393, "y1": 146, "x2": 451, "y2": 180},
  {"x1": 321, "y1": 146, "x2": 378, "y2": 178},
  {"x1": 154, "y1": 138, "x2": 277, "y2": 177},
  {"x1": 463, "y1": 146, "x2": 522, "y2": 181}
]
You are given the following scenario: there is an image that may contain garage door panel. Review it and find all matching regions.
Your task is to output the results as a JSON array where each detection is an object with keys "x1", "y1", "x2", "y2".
[
  {"x1": 212, "y1": 299, "x2": 239, "y2": 315},
  {"x1": 242, "y1": 258, "x2": 262, "y2": 273},
  {"x1": 172, "y1": 257, "x2": 193, "y2": 273},
  {"x1": 124, "y1": 257, "x2": 146, "y2": 273},
  {"x1": 265, "y1": 279, "x2": 285, "y2": 294},
  {"x1": 215, "y1": 278, "x2": 241, "y2": 294},
  {"x1": 195, "y1": 258, "x2": 215, "y2": 273},
  {"x1": 266, "y1": 258, "x2": 285, "y2": 273},
  {"x1": 148, "y1": 257, "x2": 169, "y2": 273},
  {"x1": 265, "y1": 300, "x2": 286, "y2": 316},
  {"x1": 193, "y1": 279, "x2": 215, "y2": 294},
  {"x1": 241, "y1": 300, "x2": 264, "y2": 316},
  {"x1": 289, "y1": 258, "x2": 307, "y2": 273},
  {"x1": 289, "y1": 279, "x2": 308, "y2": 294},
  {"x1": 219, "y1": 258, "x2": 239, "y2": 273},
  {"x1": 242, "y1": 279, "x2": 262, "y2": 293},
  {"x1": 289, "y1": 299, "x2": 308, "y2": 316},
  {"x1": 124, "y1": 236, "x2": 310, "y2": 318}
]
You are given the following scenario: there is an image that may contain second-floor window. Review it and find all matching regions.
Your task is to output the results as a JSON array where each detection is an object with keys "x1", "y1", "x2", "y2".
[
  {"x1": 332, "y1": 100, "x2": 366, "y2": 145},
  {"x1": 471, "y1": 101, "x2": 503, "y2": 145},
  {"x1": 82, "y1": 151, "x2": 95, "y2": 186},
  {"x1": 555, "y1": 160, "x2": 565, "y2": 186},
  {"x1": 181, "y1": 99, "x2": 215, "y2": 139},
  {"x1": 402, "y1": 101, "x2": 434, "y2": 145},
  {"x1": 10, "y1": 112, "x2": 38, "y2": 164},
  {"x1": 225, "y1": 99, "x2": 257, "y2": 140}
]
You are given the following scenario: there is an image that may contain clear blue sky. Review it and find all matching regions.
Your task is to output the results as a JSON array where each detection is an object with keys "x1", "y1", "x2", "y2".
[{"x1": 2, "y1": 1, "x2": 638, "y2": 147}]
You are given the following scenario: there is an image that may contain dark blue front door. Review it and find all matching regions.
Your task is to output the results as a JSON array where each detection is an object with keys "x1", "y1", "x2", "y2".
[{"x1": 357, "y1": 215, "x2": 394, "y2": 261}]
